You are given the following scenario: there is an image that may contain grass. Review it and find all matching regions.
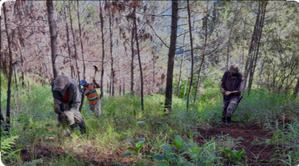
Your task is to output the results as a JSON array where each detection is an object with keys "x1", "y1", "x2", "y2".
[{"x1": 1, "y1": 74, "x2": 298, "y2": 165}]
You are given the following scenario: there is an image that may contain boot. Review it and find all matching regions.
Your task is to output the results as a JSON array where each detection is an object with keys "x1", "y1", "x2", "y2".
[{"x1": 78, "y1": 121, "x2": 86, "y2": 134}]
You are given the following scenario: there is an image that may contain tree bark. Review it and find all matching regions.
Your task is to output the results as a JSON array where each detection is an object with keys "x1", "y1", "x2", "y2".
[
  {"x1": 247, "y1": 1, "x2": 267, "y2": 95},
  {"x1": 63, "y1": 1, "x2": 74, "y2": 78},
  {"x1": 130, "y1": 24, "x2": 135, "y2": 95},
  {"x1": 247, "y1": 0, "x2": 267, "y2": 95},
  {"x1": 68, "y1": 1, "x2": 80, "y2": 81},
  {"x1": 133, "y1": 7, "x2": 144, "y2": 111},
  {"x1": 46, "y1": 0, "x2": 58, "y2": 78},
  {"x1": 109, "y1": 10, "x2": 115, "y2": 96},
  {"x1": 76, "y1": 0, "x2": 86, "y2": 79},
  {"x1": 186, "y1": 0, "x2": 194, "y2": 110},
  {"x1": 243, "y1": 0, "x2": 267, "y2": 95},
  {"x1": 176, "y1": 34, "x2": 185, "y2": 96},
  {"x1": 164, "y1": 0, "x2": 178, "y2": 112},
  {"x1": 17, "y1": 27, "x2": 25, "y2": 87},
  {"x1": 4, "y1": 4, "x2": 13, "y2": 131},
  {"x1": 99, "y1": 1, "x2": 105, "y2": 98},
  {"x1": 293, "y1": 78, "x2": 299, "y2": 97}
]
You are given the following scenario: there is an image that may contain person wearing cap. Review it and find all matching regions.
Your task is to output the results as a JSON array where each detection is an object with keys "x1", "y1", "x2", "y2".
[
  {"x1": 80, "y1": 79, "x2": 102, "y2": 117},
  {"x1": 51, "y1": 75, "x2": 86, "y2": 134},
  {"x1": 220, "y1": 65, "x2": 244, "y2": 125}
]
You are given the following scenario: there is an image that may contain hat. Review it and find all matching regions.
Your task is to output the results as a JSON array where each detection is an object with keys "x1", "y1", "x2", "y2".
[
  {"x1": 80, "y1": 80, "x2": 87, "y2": 86},
  {"x1": 53, "y1": 76, "x2": 68, "y2": 92}
]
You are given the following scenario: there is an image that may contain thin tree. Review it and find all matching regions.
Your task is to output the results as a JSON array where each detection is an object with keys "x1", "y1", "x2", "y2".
[
  {"x1": 108, "y1": 8, "x2": 115, "y2": 96},
  {"x1": 247, "y1": 0, "x2": 267, "y2": 95},
  {"x1": 133, "y1": 7, "x2": 144, "y2": 111},
  {"x1": 193, "y1": 3, "x2": 209, "y2": 104},
  {"x1": 3, "y1": 4, "x2": 13, "y2": 131},
  {"x1": 186, "y1": 0, "x2": 194, "y2": 110},
  {"x1": 63, "y1": 1, "x2": 75, "y2": 78},
  {"x1": 76, "y1": 0, "x2": 86, "y2": 79},
  {"x1": 99, "y1": 1, "x2": 105, "y2": 98},
  {"x1": 46, "y1": 0, "x2": 58, "y2": 78},
  {"x1": 293, "y1": 77, "x2": 299, "y2": 97},
  {"x1": 164, "y1": 0, "x2": 179, "y2": 112},
  {"x1": 68, "y1": 1, "x2": 80, "y2": 81},
  {"x1": 176, "y1": 34, "x2": 185, "y2": 96},
  {"x1": 243, "y1": 0, "x2": 267, "y2": 95},
  {"x1": 130, "y1": 23, "x2": 135, "y2": 95}
]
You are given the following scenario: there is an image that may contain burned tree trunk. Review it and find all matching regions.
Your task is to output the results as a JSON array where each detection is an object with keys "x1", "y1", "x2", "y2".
[
  {"x1": 99, "y1": 1, "x2": 105, "y2": 98},
  {"x1": 133, "y1": 7, "x2": 144, "y2": 111},
  {"x1": 76, "y1": 0, "x2": 86, "y2": 79},
  {"x1": 164, "y1": 0, "x2": 178, "y2": 112},
  {"x1": 46, "y1": 0, "x2": 58, "y2": 78},
  {"x1": 186, "y1": 0, "x2": 194, "y2": 110},
  {"x1": 4, "y1": 4, "x2": 13, "y2": 131}
]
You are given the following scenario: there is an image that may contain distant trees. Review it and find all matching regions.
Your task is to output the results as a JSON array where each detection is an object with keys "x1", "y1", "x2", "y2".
[{"x1": 164, "y1": 0, "x2": 178, "y2": 112}]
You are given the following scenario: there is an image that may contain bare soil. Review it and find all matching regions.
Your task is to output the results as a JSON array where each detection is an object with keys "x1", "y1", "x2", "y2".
[{"x1": 196, "y1": 122, "x2": 280, "y2": 166}]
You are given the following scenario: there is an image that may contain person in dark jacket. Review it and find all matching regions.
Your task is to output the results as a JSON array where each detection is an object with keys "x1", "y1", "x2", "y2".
[
  {"x1": 220, "y1": 65, "x2": 244, "y2": 125},
  {"x1": 51, "y1": 75, "x2": 86, "y2": 134}
]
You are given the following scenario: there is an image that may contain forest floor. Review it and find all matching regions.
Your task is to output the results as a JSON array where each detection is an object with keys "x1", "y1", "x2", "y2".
[
  {"x1": 197, "y1": 122, "x2": 276, "y2": 166},
  {"x1": 22, "y1": 121, "x2": 276, "y2": 166}
]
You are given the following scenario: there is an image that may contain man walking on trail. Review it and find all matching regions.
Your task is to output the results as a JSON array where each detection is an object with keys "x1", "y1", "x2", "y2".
[
  {"x1": 51, "y1": 76, "x2": 86, "y2": 134},
  {"x1": 80, "y1": 79, "x2": 102, "y2": 117},
  {"x1": 220, "y1": 65, "x2": 244, "y2": 125}
]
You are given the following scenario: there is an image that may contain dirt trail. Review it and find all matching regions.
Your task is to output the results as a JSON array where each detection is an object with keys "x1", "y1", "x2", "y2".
[{"x1": 197, "y1": 122, "x2": 277, "y2": 166}]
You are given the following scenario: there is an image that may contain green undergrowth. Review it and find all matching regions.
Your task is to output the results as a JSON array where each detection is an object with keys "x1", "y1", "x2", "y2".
[{"x1": 0, "y1": 74, "x2": 298, "y2": 165}]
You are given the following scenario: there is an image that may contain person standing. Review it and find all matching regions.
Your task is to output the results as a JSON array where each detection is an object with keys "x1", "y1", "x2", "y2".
[{"x1": 80, "y1": 79, "x2": 102, "y2": 117}]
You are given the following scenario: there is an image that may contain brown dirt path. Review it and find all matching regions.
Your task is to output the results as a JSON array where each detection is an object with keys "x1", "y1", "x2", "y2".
[{"x1": 196, "y1": 122, "x2": 279, "y2": 166}]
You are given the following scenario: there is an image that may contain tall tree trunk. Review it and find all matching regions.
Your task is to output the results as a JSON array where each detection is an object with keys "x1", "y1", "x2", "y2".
[
  {"x1": 46, "y1": 0, "x2": 58, "y2": 78},
  {"x1": 76, "y1": 0, "x2": 86, "y2": 112},
  {"x1": 4, "y1": 4, "x2": 13, "y2": 131},
  {"x1": 0, "y1": 14, "x2": 3, "y2": 125},
  {"x1": 293, "y1": 78, "x2": 299, "y2": 97},
  {"x1": 164, "y1": 0, "x2": 178, "y2": 112},
  {"x1": 68, "y1": 1, "x2": 80, "y2": 81},
  {"x1": 243, "y1": 0, "x2": 267, "y2": 95},
  {"x1": 109, "y1": 10, "x2": 115, "y2": 96},
  {"x1": 99, "y1": 1, "x2": 105, "y2": 98},
  {"x1": 76, "y1": 0, "x2": 86, "y2": 79},
  {"x1": 193, "y1": 5, "x2": 209, "y2": 104},
  {"x1": 176, "y1": 34, "x2": 185, "y2": 96},
  {"x1": 133, "y1": 7, "x2": 144, "y2": 111},
  {"x1": 63, "y1": 1, "x2": 74, "y2": 78},
  {"x1": 186, "y1": 0, "x2": 194, "y2": 110},
  {"x1": 247, "y1": 0, "x2": 267, "y2": 95},
  {"x1": 247, "y1": 1, "x2": 267, "y2": 95},
  {"x1": 130, "y1": 24, "x2": 135, "y2": 95}
]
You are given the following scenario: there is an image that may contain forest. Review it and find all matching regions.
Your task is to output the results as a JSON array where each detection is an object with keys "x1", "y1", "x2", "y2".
[{"x1": 0, "y1": 0, "x2": 298, "y2": 165}]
